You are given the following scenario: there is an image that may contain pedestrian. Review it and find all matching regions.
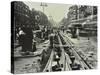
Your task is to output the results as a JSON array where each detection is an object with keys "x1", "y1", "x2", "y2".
[
  {"x1": 49, "y1": 33, "x2": 54, "y2": 49},
  {"x1": 76, "y1": 27, "x2": 80, "y2": 40},
  {"x1": 32, "y1": 41, "x2": 37, "y2": 52},
  {"x1": 24, "y1": 27, "x2": 33, "y2": 52},
  {"x1": 18, "y1": 27, "x2": 26, "y2": 52},
  {"x1": 40, "y1": 49, "x2": 47, "y2": 65}
]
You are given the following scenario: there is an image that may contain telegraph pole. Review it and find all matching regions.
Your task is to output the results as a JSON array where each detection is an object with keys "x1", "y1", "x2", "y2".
[
  {"x1": 76, "y1": 5, "x2": 80, "y2": 40},
  {"x1": 92, "y1": 6, "x2": 94, "y2": 16},
  {"x1": 40, "y1": 2, "x2": 48, "y2": 13},
  {"x1": 77, "y1": 5, "x2": 80, "y2": 20},
  {"x1": 40, "y1": 3, "x2": 48, "y2": 39}
]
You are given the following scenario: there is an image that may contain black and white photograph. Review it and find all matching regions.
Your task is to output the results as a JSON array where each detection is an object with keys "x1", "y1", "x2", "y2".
[{"x1": 11, "y1": 1, "x2": 97, "y2": 74}]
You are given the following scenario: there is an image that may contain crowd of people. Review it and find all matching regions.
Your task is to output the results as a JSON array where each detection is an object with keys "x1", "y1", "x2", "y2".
[
  {"x1": 17, "y1": 27, "x2": 33, "y2": 53},
  {"x1": 15, "y1": 26, "x2": 54, "y2": 55}
]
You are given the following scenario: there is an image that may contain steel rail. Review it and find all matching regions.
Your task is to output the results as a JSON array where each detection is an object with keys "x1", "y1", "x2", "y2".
[
  {"x1": 60, "y1": 32, "x2": 93, "y2": 69},
  {"x1": 43, "y1": 34, "x2": 72, "y2": 72}
]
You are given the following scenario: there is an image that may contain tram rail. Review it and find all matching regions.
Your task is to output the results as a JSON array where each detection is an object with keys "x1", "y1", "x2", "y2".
[
  {"x1": 42, "y1": 33, "x2": 71, "y2": 72},
  {"x1": 42, "y1": 31, "x2": 93, "y2": 72},
  {"x1": 59, "y1": 32, "x2": 93, "y2": 69}
]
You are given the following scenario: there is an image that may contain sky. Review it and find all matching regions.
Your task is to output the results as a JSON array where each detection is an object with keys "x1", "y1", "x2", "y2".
[{"x1": 23, "y1": 1, "x2": 72, "y2": 23}]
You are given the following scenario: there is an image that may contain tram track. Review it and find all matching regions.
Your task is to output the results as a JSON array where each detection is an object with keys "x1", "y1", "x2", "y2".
[
  {"x1": 43, "y1": 33, "x2": 72, "y2": 72},
  {"x1": 42, "y1": 31, "x2": 93, "y2": 72},
  {"x1": 59, "y1": 32, "x2": 93, "y2": 69}
]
